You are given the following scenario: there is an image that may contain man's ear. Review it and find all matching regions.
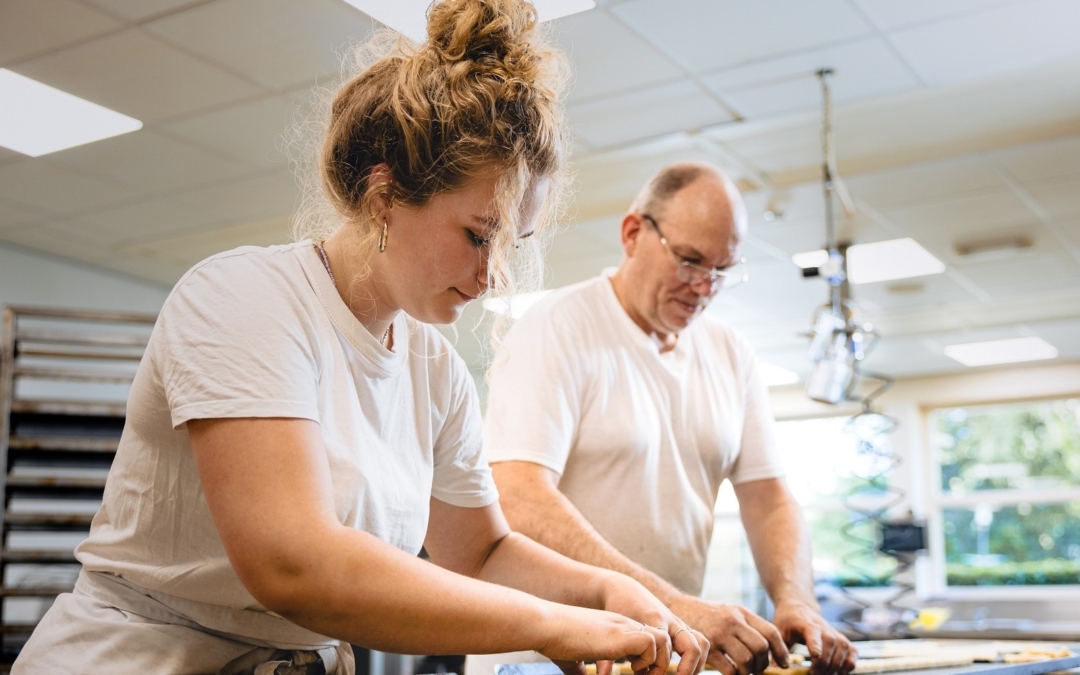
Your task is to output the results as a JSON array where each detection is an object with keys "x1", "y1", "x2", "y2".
[{"x1": 620, "y1": 213, "x2": 644, "y2": 258}]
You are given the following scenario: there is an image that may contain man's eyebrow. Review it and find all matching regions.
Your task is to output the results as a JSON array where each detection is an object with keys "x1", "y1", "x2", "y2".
[{"x1": 671, "y1": 242, "x2": 733, "y2": 268}]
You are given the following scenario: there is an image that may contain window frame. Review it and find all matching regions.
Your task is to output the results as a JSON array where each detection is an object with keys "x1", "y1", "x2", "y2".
[{"x1": 920, "y1": 394, "x2": 1080, "y2": 600}]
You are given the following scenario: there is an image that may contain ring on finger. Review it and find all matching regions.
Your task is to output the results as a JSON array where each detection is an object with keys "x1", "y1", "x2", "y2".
[{"x1": 671, "y1": 627, "x2": 691, "y2": 641}]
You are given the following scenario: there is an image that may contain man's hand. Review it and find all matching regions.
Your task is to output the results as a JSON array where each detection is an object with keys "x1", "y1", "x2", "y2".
[
  {"x1": 668, "y1": 595, "x2": 788, "y2": 675},
  {"x1": 770, "y1": 602, "x2": 855, "y2": 675}
]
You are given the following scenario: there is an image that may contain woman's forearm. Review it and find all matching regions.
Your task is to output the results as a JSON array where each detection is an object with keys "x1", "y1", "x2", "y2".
[
  {"x1": 473, "y1": 530, "x2": 613, "y2": 609},
  {"x1": 259, "y1": 526, "x2": 557, "y2": 655}
]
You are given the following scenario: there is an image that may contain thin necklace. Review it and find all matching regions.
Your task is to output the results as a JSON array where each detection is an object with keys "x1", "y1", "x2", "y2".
[{"x1": 314, "y1": 241, "x2": 391, "y2": 347}]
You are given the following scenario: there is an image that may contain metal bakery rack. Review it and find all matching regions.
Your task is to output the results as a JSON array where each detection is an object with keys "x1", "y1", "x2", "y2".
[{"x1": 0, "y1": 305, "x2": 156, "y2": 667}]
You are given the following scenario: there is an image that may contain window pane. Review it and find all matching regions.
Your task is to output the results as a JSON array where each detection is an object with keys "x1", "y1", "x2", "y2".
[
  {"x1": 774, "y1": 415, "x2": 895, "y2": 507},
  {"x1": 931, "y1": 398, "x2": 1080, "y2": 493},
  {"x1": 806, "y1": 510, "x2": 895, "y2": 587},
  {"x1": 774, "y1": 415, "x2": 898, "y2": 587},
  {"x1": 944, "y1": 502, "x2": 1080, "y2": 586}
]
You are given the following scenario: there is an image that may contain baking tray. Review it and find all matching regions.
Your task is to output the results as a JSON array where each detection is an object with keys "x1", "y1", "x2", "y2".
[{"x1": 494, "y1": 642, "x2": 1080, "y2": 675}]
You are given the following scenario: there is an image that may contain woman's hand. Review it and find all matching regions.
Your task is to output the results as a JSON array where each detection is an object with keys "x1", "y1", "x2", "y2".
[
  {"x1": 537, "y1": 604, "x2": 667, "y2": 675},
  {"x1": 596, "y1": 573, "x2": 709, "y2": 675}
]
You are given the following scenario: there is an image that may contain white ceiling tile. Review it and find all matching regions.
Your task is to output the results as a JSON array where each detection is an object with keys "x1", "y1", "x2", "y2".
[
  {"x1": 1026, "y1": 319, "x2": 1080, "y2": 361},
  {"x1": 702, "y1": 38, "x2": 921, "y2": 119},
  {"x1": 568, "y1": 80, "x2": 734, "y2": 148},
  {"x1": 0, "y1": 161, "x2": 134, "y2": 215},
  {"x1": 120, "y1": 216, "x2": 292, "y2": 272},
  {"x1": 13, "y1": 30, "x2": 266, "y2": 124},
  {"x1": 0, "y1": 201, "x2": 46, "y2": 232},
  {"x1": 749, "y1": 214, "x2": 894, "y2": 257},
  {"x1": 0, "y1": 147, "x2": 27, "y2": 167},
  {"x1": 84, "y1": 252, "x2": 192, "y2": 286},
  {"x1": 612, "y1": 0, "x2": 873, "y2": 73},
  {"x1": 44, "y1": 130, "x2": 252, "y2": 195},
  {"x1": 1060, "y1": 215, "x2": 1080, "y2": 249},
  {"x1": 145, "y1": 0, "x2": 377, "y2": 91},
  {"x1": 851, "y1": 273, "x2": 980, "y2": 312},
  {"x1": 860, "y1": 335, "x2": 963, "y2": 378},
  {"x1": 992, "y1": 135, "x2": 1080, "y2": 185},
  {"x1": 67, "y1": 172, "x2": 301, "y2": 245},
  {"x1": 888, "y1": 0, "x2": 1080, "y2": 86},
  {"x1": 881, "y1": 189, "x2": 1039, "y2": 241},
  {"x1": 1027, "y1": 177, "x2": 1080, "y2": 219},
  {"x1": 845, "y1": 156, "x2": 1007, "y2": 211},
  {"x1": 0, "y1": 0, "x2": 122, "y2": 64},
  {"x1": 81, "y1": 0, "x2": 207, "y2": 22},
  {"x1": 161, "y1": 96, "x2": 298, "y2": 169},
  {"x1": 552, "y1": 10, "x2": 682, "y2": 104},
  {"x1": 0, "y1": 222, "x2": 115, "y2": 261},
  {"x1": 953, "y1": 250, "x2": 1080, "y2": 296},
  {"x1": 854, "y1": 0, "x2": 1020, "y2": 31},
  {"x1": 171, "y1": 171, "x2": 300, "y2": 232},
  {"x1": 51, "y1": 197, "x2": 216, "y2": 246}
]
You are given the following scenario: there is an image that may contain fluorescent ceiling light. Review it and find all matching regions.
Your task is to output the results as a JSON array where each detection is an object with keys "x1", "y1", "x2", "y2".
[
  {"x1": 944, "y1": 337, "x2": 1058, "y2": 367},
  {"x1": 342, "y1": 0, "x2": 595, "y2": 41},
  {"x1": 847, "y1": 238, "x2": 945, "y2": 284},
  {"x1": 792, "y1": 250, "x2": 829, "y2": 269},
  {"x1": 791, "y1": 238, "x2": 945, "y2": 284},
  {"x1": 482, "y1": 289, "x2": 551, "y2": 319},
  {"x1": 0, "y1": 69, "x2": 142, "y2": 157},
  {"x1": 758, "y1": 362, "x2": 800, "y2": 387}
]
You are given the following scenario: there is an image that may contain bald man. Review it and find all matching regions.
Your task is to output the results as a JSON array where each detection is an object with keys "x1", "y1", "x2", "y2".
[{"x1": 469, "y1": 164, "x2": 855, "y2": 675}]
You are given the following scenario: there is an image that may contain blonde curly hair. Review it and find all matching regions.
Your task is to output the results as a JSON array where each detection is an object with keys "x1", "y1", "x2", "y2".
[{"x1": 291, "y1": 0, "x2": 571, "y2": 331}]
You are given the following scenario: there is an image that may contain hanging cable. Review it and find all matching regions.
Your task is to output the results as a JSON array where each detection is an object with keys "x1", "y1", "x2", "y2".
[{"x1": 802, "y1": 69, "x2": 923, "y2": 638}]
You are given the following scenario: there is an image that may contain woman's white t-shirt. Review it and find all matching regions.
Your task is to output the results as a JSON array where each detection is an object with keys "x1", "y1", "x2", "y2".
[{"x1": 75, "y1": 242, "x2": 498, "y2": 646}]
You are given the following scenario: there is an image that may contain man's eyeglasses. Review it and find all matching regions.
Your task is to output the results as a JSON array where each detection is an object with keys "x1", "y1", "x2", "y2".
[{"x1": 640, "y1": 213, "x2": 748, "y2": 292}]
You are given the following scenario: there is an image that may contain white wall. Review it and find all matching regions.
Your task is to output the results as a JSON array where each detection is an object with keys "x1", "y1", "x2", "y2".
[{"x1": 0, "y1": 243, "x2": 169, "y2": 314}]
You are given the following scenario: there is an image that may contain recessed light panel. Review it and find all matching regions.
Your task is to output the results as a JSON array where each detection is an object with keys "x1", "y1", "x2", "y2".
[
  {"x1": 792, "y1": 239, "x2": 945, "y2": 284},
  {"x1": 944, "y1": 337, "x2": 1058, "y2": 367},
  {"x1": 342, "y1": 0, "x2": 595, "y2": 41},
  {"x1": 758, "y1": 362, "x2": 800, "y2": 387},
  {"x1": 792, "y1": 250, "x2": 829, "y2": 269},
  {"x1": 482, "y1": 289, "x2": 551, "y2": 319},
  {"x1": 0, "y1": 69, "x2": 142, "y2": 157},
  {"x1": 847, "y1": 238, "x2": 945, "y2": 284}
]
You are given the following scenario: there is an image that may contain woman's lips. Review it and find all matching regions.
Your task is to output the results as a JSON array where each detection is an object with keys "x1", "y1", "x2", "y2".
[{"x1": 455, "y1": 288, "x2": 476, "y2": 302}]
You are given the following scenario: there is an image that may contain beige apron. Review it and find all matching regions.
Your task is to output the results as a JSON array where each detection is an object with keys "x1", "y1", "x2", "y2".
[{"x1": 14, "y1": 570, "x2": 354, "y2": 675}]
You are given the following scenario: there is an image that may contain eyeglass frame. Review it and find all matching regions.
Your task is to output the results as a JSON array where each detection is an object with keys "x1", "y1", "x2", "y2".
[{"x1": 639, "y1": 213, "x2": 748, "y2": 292}]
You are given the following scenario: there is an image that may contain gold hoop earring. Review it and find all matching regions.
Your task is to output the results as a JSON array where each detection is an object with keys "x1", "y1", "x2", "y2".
[{"x1": 378, "y1": 219, "x2": 388, "y2": 253}]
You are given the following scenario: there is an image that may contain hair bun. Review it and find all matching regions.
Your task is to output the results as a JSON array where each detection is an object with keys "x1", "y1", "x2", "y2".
[{"x1": 426, "y1": 0, "x2": 539, "y2": 68}]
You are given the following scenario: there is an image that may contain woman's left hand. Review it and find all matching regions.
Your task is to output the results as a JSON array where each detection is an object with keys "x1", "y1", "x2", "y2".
[{"x1": 597, "y1": 572, "x2": 710, "y2": 675}]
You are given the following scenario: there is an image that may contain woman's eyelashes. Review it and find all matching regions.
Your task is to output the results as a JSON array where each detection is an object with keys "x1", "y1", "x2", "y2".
[{"x1": 467, "y1": 229, "x2": 491, "y2": 248}]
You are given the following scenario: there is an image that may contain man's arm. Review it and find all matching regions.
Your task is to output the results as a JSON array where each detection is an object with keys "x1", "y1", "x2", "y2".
[
  {"x1": 733, "y1": 478, "x2": 855, "y2": 675},
  {"x1": 494, "y1": 461, "x2": 789, "y2": 675}
]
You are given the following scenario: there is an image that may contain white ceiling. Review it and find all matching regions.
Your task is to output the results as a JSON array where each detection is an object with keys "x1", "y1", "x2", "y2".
[{"x1": 2, "y1": 0, "x2": 1080, "y2": 384}]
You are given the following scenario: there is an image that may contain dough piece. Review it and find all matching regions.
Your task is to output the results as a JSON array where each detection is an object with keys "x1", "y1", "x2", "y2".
[
  {"x1": 764, "y1": 666, "x2": 810, "y2": 675},
  {"x1": 852, "y1": 654, "x2": 976, "y2": 674},
  {"x1": 1003, "y1": 648, "x2": 1073, "y2": 664},
  {"x1": 993, "y1": 643, "x2": 1073, "y2": 657}
]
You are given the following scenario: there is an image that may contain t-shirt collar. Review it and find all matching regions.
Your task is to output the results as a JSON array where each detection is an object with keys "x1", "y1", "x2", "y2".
[{"x1": 299, "y1": 240, "x2": 407, "y2": 378}]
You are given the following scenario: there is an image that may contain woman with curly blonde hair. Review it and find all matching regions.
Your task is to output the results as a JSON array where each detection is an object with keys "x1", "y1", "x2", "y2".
[{"x1": 14, "y1": 1, "x2": 708, "y2": 674}]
